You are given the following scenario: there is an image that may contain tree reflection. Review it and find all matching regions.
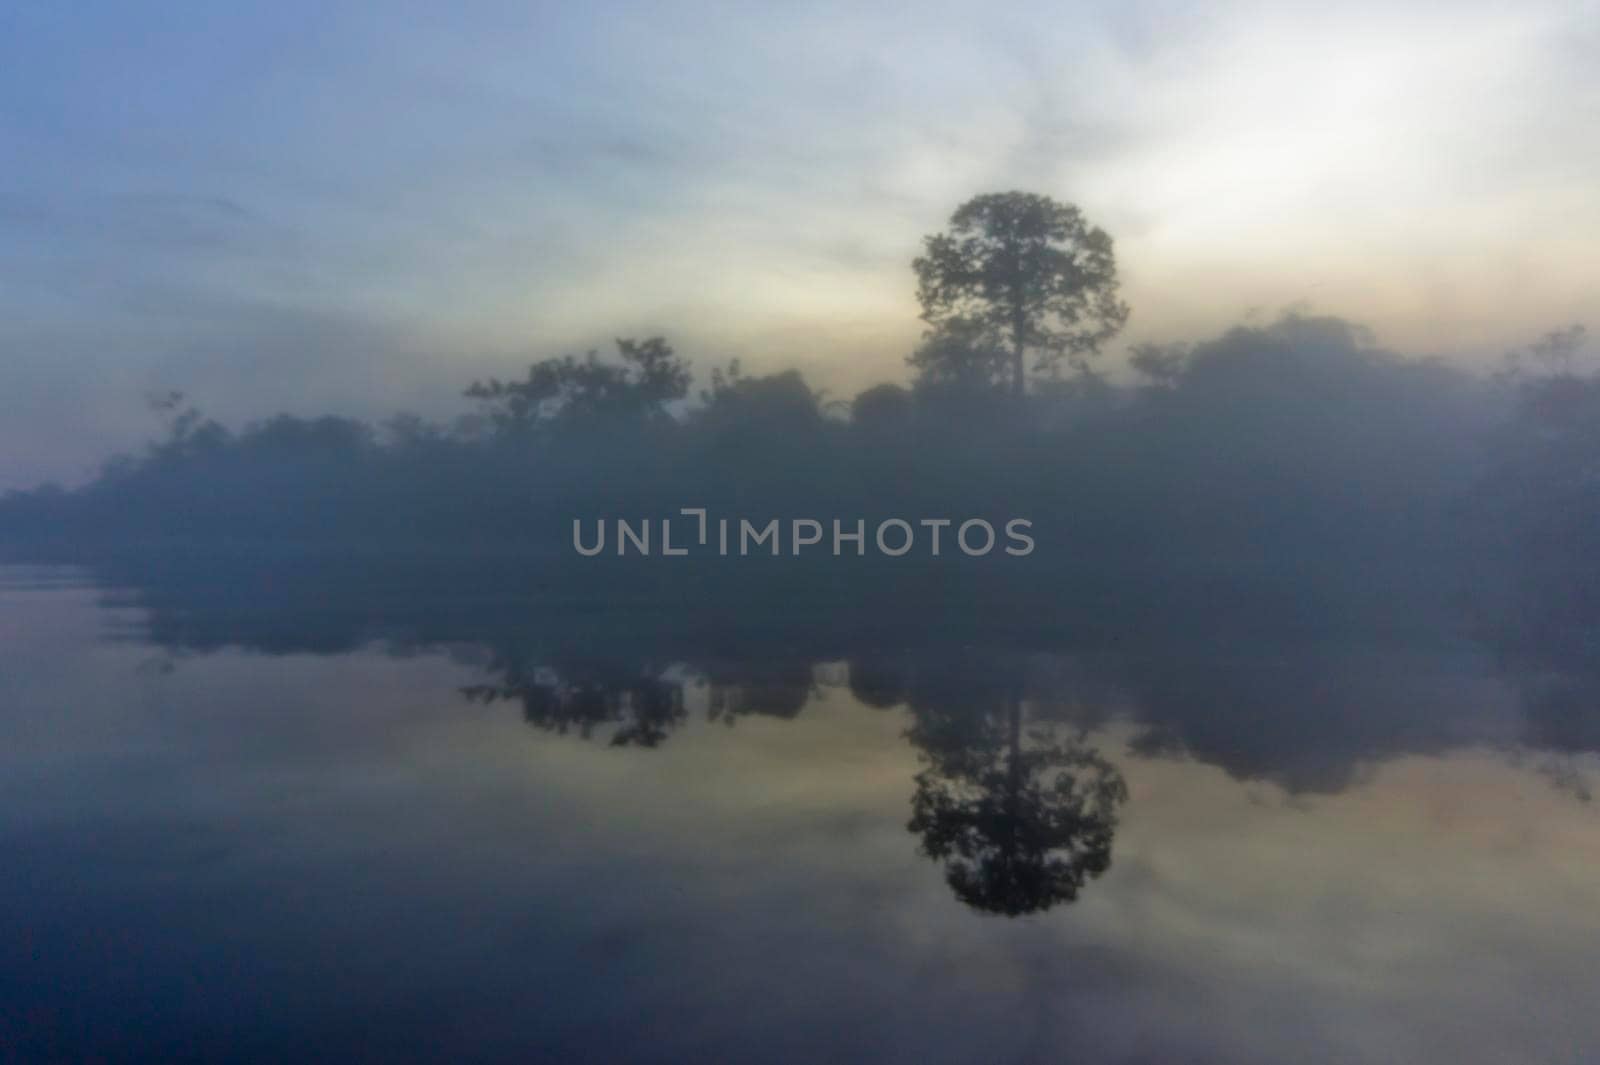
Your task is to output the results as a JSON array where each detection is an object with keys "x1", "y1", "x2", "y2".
[
  {"x1": 462, "y1": 644, "x2": 1129, "y2": 915},
  {"x1": 906, "y1": 685, "x2": 1127, "y2": 917},
  {"x1": 461, "y1": 655, "x2": 686, "y2": 748},
  {"x1": 703, "y1": 658, "x2": 816, "y2": 723}
]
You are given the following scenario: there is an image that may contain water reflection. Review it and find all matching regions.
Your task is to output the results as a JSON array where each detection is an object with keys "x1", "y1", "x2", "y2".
[
  {"x1": 46, "y1": 549, "x2": 1600, "y2": 802},
  {"x1": 906, "y1": 693, "x2": 1125, "y2": 916},
  {"x1": 2, "y1": 559, "x2": 1600, "y2": 1062},
  {"x1": 462, "y1": 659, "x2": 687, "y2": 748},
  {"x1": 9, "y1": 550, "x2": 1600, "y2": 925},
  {"x1": 462, "y1": 647, "x2": 1130, "y2": 915}
]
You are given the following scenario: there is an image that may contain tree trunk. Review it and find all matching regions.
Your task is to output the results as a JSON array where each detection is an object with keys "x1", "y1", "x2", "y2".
[
  {"x1": 1007, "y1": 695, "x2": 1023, "y2": 798},
  {"x1": 1008, "y1": 248, "x2": 1028, "y2": 400},
  {"x1": 1011, "y1": 314, "x2": 1027, "y2": 400}
]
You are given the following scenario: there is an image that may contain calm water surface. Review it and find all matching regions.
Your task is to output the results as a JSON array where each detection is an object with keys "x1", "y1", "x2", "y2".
[{"x1": 2, "y1": 563, "x2": 1597, "y2": 1063}]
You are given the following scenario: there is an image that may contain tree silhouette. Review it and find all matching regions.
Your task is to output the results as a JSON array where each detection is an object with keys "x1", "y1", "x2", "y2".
[
  {"x1": 850, "y1": 384, "x2": 914, "y2": 434},
  {"x1": 907, "y1": 691, "x2": 1127, "y2": 916},
  {"x1": 913, "y1": 191, "x2": 1129, "y2": 397},
  {"x1": 464, "y1": 336, "x2": 691, "y2": 434},
  {"x1": 906, "y1": 316, "x2": 1012, "y2": 394},
  {"x1": 145, "y1": 390, "x2": 230, "y2": 463},
  {"x1": 694, "y1": 363, "x2": 827, "y2": 444},
  {"x1": 1128, "y1": 341, "x2": 1190, "y2": 391}
]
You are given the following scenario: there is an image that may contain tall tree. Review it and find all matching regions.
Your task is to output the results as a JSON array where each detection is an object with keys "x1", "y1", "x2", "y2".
[{"x1": 914, "y1": 191, "x2": 1129, "y2": 397}]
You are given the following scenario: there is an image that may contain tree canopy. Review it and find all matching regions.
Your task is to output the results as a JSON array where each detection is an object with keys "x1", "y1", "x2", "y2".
[{"x1": 913, "y1": 191, "x2": 1129, "y2": 397}]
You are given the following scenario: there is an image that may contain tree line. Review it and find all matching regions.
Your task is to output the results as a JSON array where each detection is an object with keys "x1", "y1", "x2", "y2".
[{"x1": 0, "y1": 191, "x2": 1593, "y2": 622}]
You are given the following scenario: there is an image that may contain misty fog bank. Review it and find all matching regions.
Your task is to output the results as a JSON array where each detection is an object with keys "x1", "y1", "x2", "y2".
[{"x1": 0, "y1": 312, "x2": 1593, "y2": 634}]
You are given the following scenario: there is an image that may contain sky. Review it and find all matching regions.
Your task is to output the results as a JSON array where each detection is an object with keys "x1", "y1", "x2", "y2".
[{"x1": 1, "y1": 0, "x2": 1596, "y2": 488}]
